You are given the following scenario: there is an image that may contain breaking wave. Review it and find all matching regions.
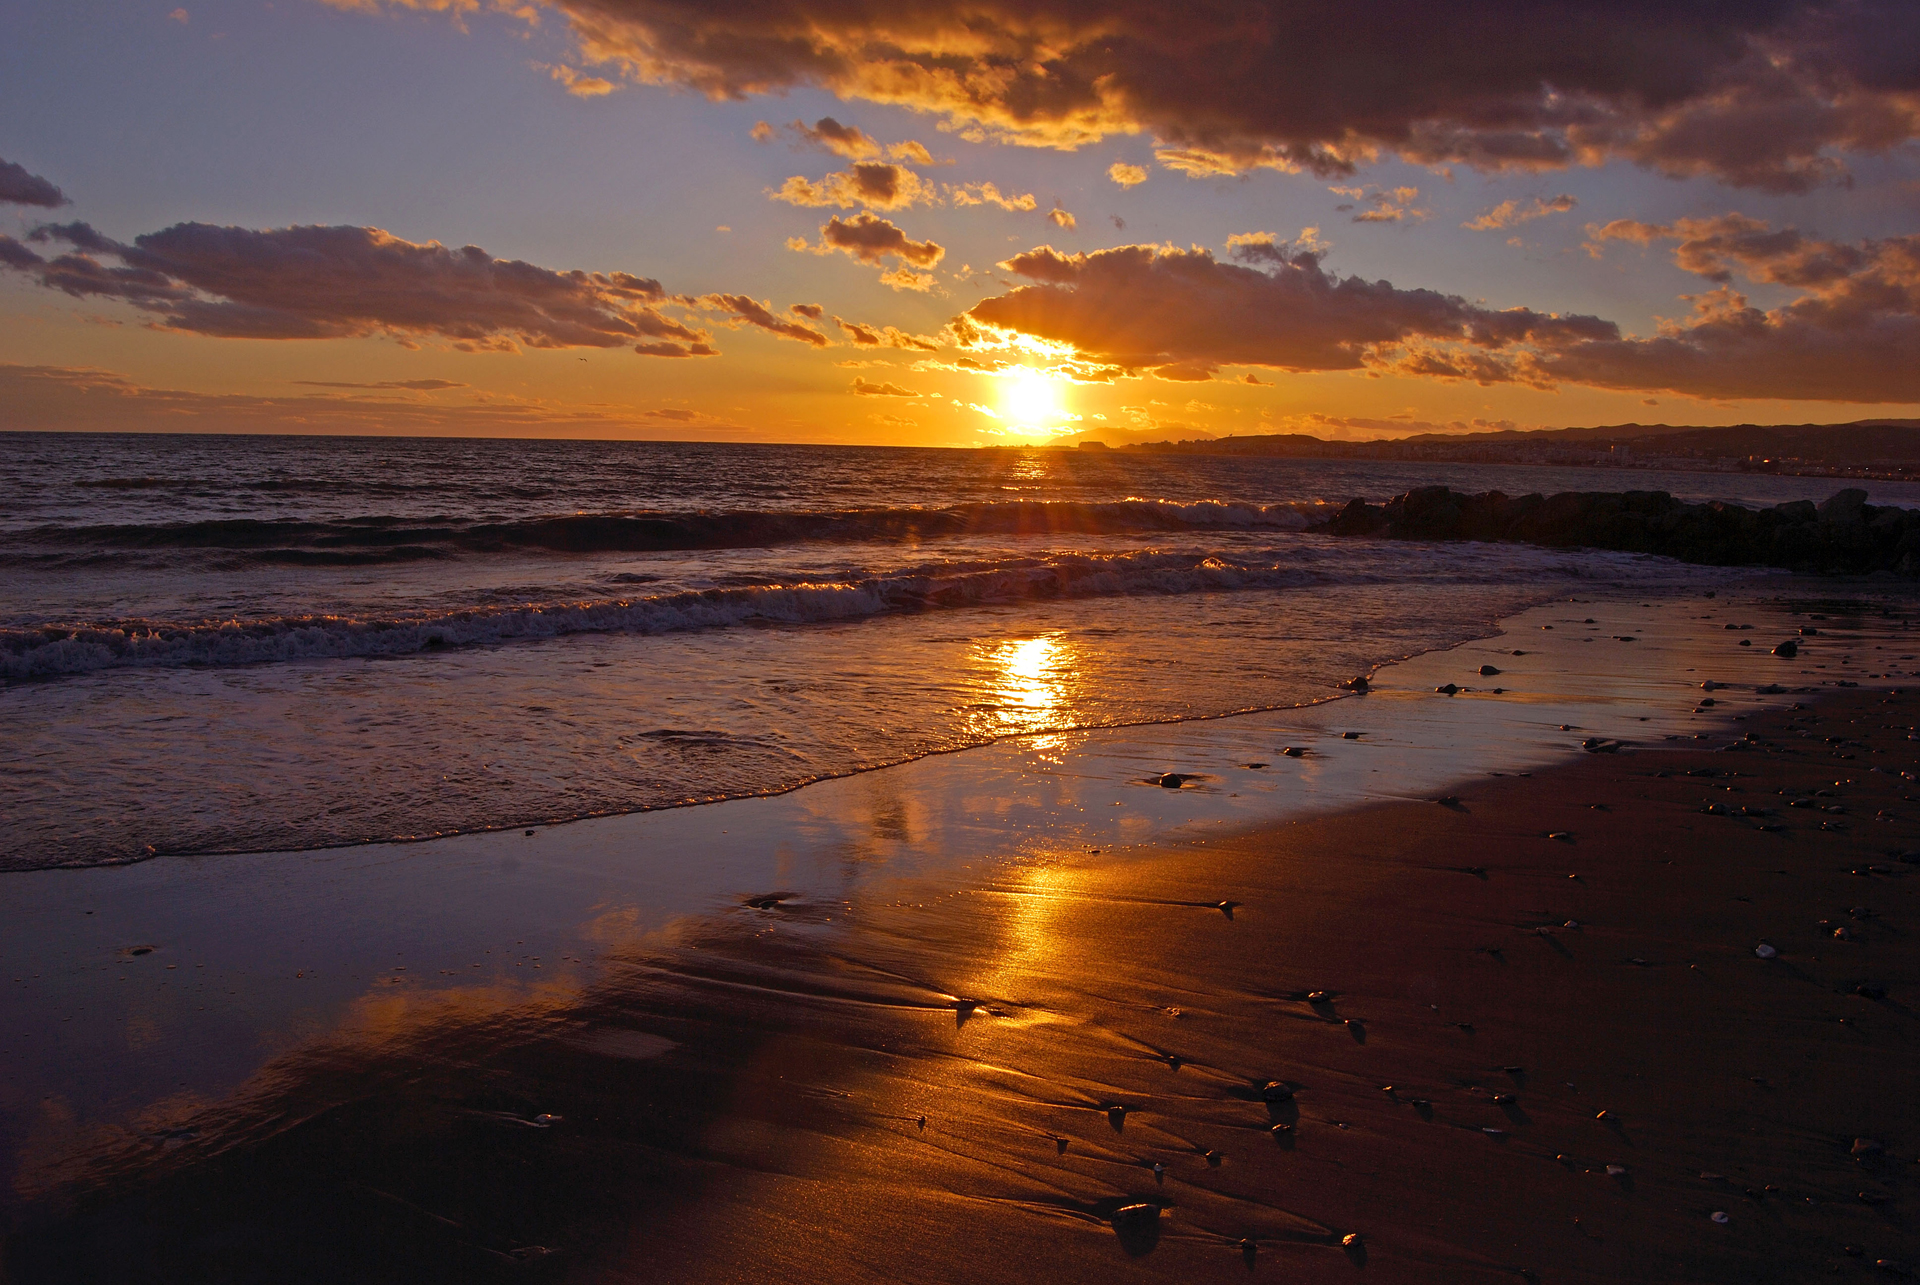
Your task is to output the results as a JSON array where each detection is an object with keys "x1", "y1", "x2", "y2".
[
  {"x1": 6, "y1": 498, "x2": 1321, "y2": 564},
  {"x1": 4, "y1": 545, "x2": 1344, "y2": 679}
]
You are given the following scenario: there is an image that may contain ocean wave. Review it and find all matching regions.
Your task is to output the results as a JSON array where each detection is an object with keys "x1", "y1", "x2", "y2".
[
  {"x1": 2, "y1": 545, "x2": 1358, "y2": 679},
  {"x1": 6, "y1": 498, "x2": 1324, "y2": 563}
]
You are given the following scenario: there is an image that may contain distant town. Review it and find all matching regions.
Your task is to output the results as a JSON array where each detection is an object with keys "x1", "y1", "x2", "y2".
[{"x1": 1082, "y1": 419, "x2": 1920, "y2": 483}]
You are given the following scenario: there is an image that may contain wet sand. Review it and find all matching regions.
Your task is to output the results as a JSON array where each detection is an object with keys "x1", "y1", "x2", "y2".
[
  {"x1": 6, "y1": 685, "x2": 1917, "y2": 1282},
  {"x1": 4, "y1": 589, "x2": 1919, "y2": 1283}
]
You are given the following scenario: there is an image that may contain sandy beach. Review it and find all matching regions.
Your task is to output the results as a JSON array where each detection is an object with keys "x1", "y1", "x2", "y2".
[{"x1": 4, "y1": 589, "x2": 1917, "y2": 1283}]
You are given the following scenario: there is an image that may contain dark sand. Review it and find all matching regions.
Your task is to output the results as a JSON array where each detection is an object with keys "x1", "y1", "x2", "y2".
[{"x1": 5, "y1": 691, "x2": 1917, "y2": 1283}]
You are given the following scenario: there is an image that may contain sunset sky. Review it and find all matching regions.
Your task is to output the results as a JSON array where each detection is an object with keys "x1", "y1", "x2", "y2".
[{"x1": 4, "y1": 0, "x2": 1919, "y2": 446}]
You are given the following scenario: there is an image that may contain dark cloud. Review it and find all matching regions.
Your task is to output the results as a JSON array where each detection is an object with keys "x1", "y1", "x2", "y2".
[
  {"x1": 700, "y1": 292, "x2": 830, "y2": 345},
  {"x1": 1532, "y1": 215, "x2": 1920, "y2": 400},
  {"x1": 369, "y1": 0, "x2": 1920, "y2": 190},
  {"x1": 961, "y1": 236, "x2": 1614, "y2": 380},
  {"x1": 963, "y1": 221, "x2": 1920, "y2": 401},
  {"x1": 4, "y1": 221, "x2": 715, "y2": 356},
  {"x1": 806, "y1": 213, "x2": 945, "y2": 274},
  {"x1": 789, "y1": 302, "x2": 824, "y2": 319},
  {"x1": 0, "y1": 235, "x2": 44, "y2": 270},
  {"x1": 0, "y1": 159, "x2": 69, "y2": 208}
]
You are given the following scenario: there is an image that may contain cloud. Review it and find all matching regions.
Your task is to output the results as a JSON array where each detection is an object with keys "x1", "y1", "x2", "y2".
[
  {"x1": 878, "y1": 266, "x2": 937, "y2": 292},
  {"x1": 539, "y1": 62, "x2": 616, "y2": 96},
  {"x1": 1047, "y1": 206, "x2": 1077, "y2": 230},
  {"x1": 290, "y1": 378, "x2": 467, "y2": 390},
  {"x1": 789, "y1": 302, "x2": 824, "y2": 319},
  {"x1": 1330, "y1": 185, "x2": 1426, "y2": 224},
  {"x1": 753, "y1": 116, "x2": 935, "y2": 165},
  {"x1": 789, "y1": 115, "x2": 881, "y2": 159},
  {"x1": 833, "y1": 316, "x2": 940, "y2": 350},
  {"x1": 0, "y1": 362, "x2": 766, "y2": 436},
  {"x1": 168, "y1": 7, "x2": 188, "y2": 21},
  {"x1": 700, "y1": 292, "x2": 830, "y2": 345},
  {"x1": 957, "y1": 235, "x2": 1614, "y2": 382},
  {"x1": 1107, "y1": 162, "x2": 1148, "y2": 188},
  {"x1": 771, "y1": 163, "x2": 933, "y2": 211},
  {"x1": 949, "y1": 182, "x2": 1036, "y2": 211},
  {"x1": 1463, "y1": 193, "x2": 1576, "y2": 231},
  {"x1": 1537, "y1": 214, "x2": 1920, "y2": 400},
  {"x1": 801, "y1": 213, "x2": 945, "y2": 269},
  {"x1": 0, "y1": 159, "x2": 69, "y2": 208},
  {"x1": 333, "y1": 0, "x2": 1920, "y2": 191},
  {"x1": 6, "y1": 221, "x2": 717, "y2": 356},
  {"x1": 1260, "y1": 411, "x2": 1529, "y2": 440},
  {"x1": 850, "y1": 377, "x2": 919, "y2": 396}
]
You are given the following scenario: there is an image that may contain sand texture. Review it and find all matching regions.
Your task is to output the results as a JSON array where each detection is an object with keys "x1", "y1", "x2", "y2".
[{"x1": 4, "y1": 690, "x2": 1918, "y2": 1284}]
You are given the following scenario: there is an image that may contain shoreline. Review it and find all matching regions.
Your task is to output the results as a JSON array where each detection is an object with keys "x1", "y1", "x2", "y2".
[
  {"x1": 6, "y1": 688, "x2": 1915, "y2": 1282},
  {"x1": 13, "y1": 567, "x2": 1917, "y2": 874},
  {"x1": 3, "y1": 585, "x2": 1917, "y2": 1280}
]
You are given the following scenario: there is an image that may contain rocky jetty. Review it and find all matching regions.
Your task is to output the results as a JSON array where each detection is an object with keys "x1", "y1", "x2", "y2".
[{"x1": 1317, "y1": 486, "x2": 1920, "y2": 575}]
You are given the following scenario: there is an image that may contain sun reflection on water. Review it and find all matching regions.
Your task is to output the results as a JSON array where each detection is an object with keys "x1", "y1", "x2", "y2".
[{"x1": 970, "y1": 633, "x2": 1080, "y2": 752}]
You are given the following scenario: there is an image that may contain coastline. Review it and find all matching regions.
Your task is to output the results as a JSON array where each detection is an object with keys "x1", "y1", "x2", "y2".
[{"x1": 3, "y1": 584, "x2": 1917, "y2": 1281}]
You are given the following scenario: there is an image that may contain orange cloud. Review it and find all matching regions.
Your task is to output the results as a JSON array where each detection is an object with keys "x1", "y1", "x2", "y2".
[
  {"x1": 850, "y1": 377, "x2": 919, "y2": 396},
  {"x1": 1463, "y1": 194, "x2": 1576, "y2": 231},
  {"x1": 771, "y1": 163, "x2": 933, "y2": 211},
  {"x1": 833, "y1": 316, "x2": 940, "y2": 351},
  {"x1": 948, "y1": 181, "x2": 1036, "y2": 211}
]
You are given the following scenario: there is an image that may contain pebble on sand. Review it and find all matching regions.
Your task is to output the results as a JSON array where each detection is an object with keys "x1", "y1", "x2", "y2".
[
  {"x1": 1774, "y1": 640, "x2": 1799, "y2": 658},
  {"x1": 1711, "y1": 1211, "x2": 1730, "y2": 1224},
  {"x1": 1479, "y1": 665, "x2": 1501, "y2": 676},
  {"x1": 1262, "y1": 1081, "x2": 1296, "y2": 1102},
  {"x1": 1755, "y1": 943, "x2": 1778, "y2": 958},
  {"x1": 1436, "y1": 683, "x2": 1460, "y2": 695}
]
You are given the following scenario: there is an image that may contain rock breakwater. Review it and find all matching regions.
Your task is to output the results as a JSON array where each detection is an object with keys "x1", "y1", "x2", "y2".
[{"x1": 1318, "y1": 486, "x2": 1920, "y2": 575}]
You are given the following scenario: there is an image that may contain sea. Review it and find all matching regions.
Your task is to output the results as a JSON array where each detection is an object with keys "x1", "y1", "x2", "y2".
[{"x1": 5, "y1": 431, "x2": 1917, "y2": 872}]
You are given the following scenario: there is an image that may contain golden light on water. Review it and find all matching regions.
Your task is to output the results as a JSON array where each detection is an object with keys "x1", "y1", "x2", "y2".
[{"x1": 970, "y1": 632, "x2": 1078, "y2": 743}]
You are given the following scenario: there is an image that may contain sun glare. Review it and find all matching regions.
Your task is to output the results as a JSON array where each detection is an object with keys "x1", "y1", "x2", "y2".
[{"x1": 1002, "y1": 368, "x2": 1064, "y2": 426}]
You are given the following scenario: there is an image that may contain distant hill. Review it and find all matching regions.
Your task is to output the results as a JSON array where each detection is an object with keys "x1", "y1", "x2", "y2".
[{"x1": 1091, "y1": 419, "x2": 1920, "y2": 479}]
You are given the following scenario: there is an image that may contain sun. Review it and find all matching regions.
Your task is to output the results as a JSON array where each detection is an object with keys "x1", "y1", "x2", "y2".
[{"x1": 1002, "y1": 367, "x2": 1064, "y2": 426}]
